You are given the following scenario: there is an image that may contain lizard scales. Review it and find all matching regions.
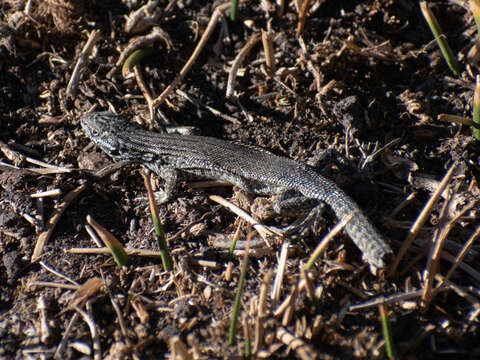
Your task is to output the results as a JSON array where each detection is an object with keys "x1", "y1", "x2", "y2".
[{"x1": 81, "y1": 111, "x2": 392, "y2": 268}]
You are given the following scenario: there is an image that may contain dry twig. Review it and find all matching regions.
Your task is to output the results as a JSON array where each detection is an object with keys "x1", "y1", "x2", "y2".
[
  {"x1": 75, "y1": 303, "x2": 101, "y2": 360},
  {"x1": 54, "y1": 312, "x2": 80, "y2": 360},
  {"x1": 66, "y1": 29, "x2": 101, "y2": 97},
  {"x1": 134, "y1": 65, "x2": 155, "y2": 119},
  {"x1": 176, "y1": 89, "x2": 240, "y2": 124},
  {"x1": 124, "y1": 0, "x2": 161, "y2": 33},
  {"x1": 226, "y1": 33, "x2": 262, "y2": 98}
]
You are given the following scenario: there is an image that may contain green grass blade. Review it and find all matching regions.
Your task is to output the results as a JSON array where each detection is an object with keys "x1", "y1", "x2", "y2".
[
  {"x1": 473, "y1": 75, "x2": 480, "y2": 140},
  {"x1": 230, "y1": 0, "x2": 239, "y2": 22},
  {"x1": 379, "y1": 304, "x2": 398, "y2": 359},
  {"x1": 142, "y1": 172, "x2": 173, "y2": 271},
  {"x1": 122, "y1": 47, "x2": 157, "y2": 77},
  {"x1": 87, "y1": 215, "x2": 131, "y2": 267},
  {"x1": 229, "y1": 236, "x2": 251, "y2": 345},
  {"x1": 420, "y1": 1, "x2": 460, "y2": 76}
]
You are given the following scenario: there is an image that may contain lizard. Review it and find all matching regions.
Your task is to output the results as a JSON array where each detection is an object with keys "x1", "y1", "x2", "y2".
[{"x1": 81, "y1": 111, "x2": 392, "y2": 269}]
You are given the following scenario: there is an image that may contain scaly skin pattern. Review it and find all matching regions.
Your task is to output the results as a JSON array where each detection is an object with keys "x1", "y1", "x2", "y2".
[{"x1": 81, "y1": 111, "x2": 392, "y2": 268}]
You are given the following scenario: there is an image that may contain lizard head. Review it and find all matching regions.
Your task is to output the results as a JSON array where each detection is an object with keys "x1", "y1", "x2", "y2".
[{"x1": 81, "y1": 111, "x2": 136, "y2": 159}]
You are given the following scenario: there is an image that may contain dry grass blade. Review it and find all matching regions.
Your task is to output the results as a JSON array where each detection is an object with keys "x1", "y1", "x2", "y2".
[
  {"x1": 29, "y1": 281, "x2": 79, "y2": 290},
  {"x1": 134, "y1": 64, "x2": 155, "y2": 119},
  {"x1": 387, "y1": 192, "x2": 418, "y2": 222},
  {"x1": 32, "y1": 183, "x2": 87, "y2": 262},
  {"x1": 30, "y1": 188, "x2": 62, "y2": 198},
  {"x1": 0, "y1": 140, "x2": 72, "y2": 173},
  {"x1": 443, "y1": 224, "x2": 480, "y2": 283},
  {"x1": 296, "y1": 0, "x2": 312, "y2": 37},
  {"x1": 281, "y1": 284, "x2": 299, "y2": 326},
  {"x1": 440, "y1": 250, "x2": 480, "y2": 282},
  {"x1": 434, "y1": 274, "x2": 480, "y2": 310},
  {"x1": 253, "y1": 269, "x2": 272, "y2": 353},
  {"x1": 305, "y1": 211, "x2": 354, "y2": 270},
  {"x1": 277, "y1": 0, "x2": 285, "y2": 15},
  {"x1": 0, "y1": 164, "x2": 71, "y2": 175},
  {"x1": 39, "y1": 260, "x2": 79, "y2": 286},
  {"x1": 342, "y1": 36, "x2": 393, "y2": 61},
  {"x1": 229, "y1": 218, "x2": 244, "y2": 256},
  {"x1": 131, "y1": 299, "x2": 149, "y2": 324},
  {"x1": 24, "y1": 157, "x2": 72, "y2": 172},
  {"x1": 209, "y1": 194, "x2": 280, "y2": 242},
  {"x1": 421, "y1": 181, "x2": 454, "y2": 310},
  {"x1": 348, "y1": 289, "x2": 423, "y2": 311},
  {"x1": 261, "y1": 29, "x2": 276, "y2": 74},
  {"x1": 68, "y1": 247, "x2": 169, "y2": 258},
  {"x1": 301, "y1": 266, "x2": 316, "y2": 303},
  {"x1": 422, "y1": 190, "x2": 476, "y2": 308},
  {"x1": 67, "y1": 277, "x2": 103, "y2": 311},
  {"x1": 276, "y1": 327, "x2": 317, "y2": 360},
  {"x1": 390, "y1": 160, "x2": 458, "y2": 276},
  {"x1": 438, "y1": 113, "x2": 473, "y2": 126},
  {"x1": 271, "y1": 241, "x2": 289, "y2": 306},
  {"x1": 85, "y1": 224, "x2": 103, "y2": 247},
  {"x1": 152, "y1": 2, "x2": 231, "y2": 107}
]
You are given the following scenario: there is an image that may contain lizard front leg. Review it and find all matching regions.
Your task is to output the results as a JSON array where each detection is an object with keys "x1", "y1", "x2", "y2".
[{"x1": 149, "y1": 166, "x2": 179, "y2": 204}]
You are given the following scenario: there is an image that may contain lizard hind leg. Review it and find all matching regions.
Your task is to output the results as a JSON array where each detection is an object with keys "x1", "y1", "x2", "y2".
[{"x1": 271, "y1": 190, "x2": 325, "y2": 236}]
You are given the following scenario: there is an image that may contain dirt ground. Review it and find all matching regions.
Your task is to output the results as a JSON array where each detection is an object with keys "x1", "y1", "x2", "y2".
[{"x1": 0, "y1": 0, "x2": 479, "y2": 359}]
